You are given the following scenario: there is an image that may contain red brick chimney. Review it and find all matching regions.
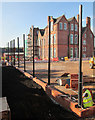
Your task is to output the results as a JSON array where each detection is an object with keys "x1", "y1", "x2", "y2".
[
  {"x1": 77, "y1": 14, "x2": 79, "y2": 23},
  {"x1": 86, "y1": 17, "x2": 91, "y2": 28}
]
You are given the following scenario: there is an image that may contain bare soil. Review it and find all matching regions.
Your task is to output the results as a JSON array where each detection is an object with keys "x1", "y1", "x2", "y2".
[{"x1": 2, "y1": 66, "x2": 80, "y2": 120}]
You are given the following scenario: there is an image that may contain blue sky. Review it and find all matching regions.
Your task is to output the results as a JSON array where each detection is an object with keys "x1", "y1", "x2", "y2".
[{"x1": 1, "y1": 2, "x2": 94, "y2": 47}]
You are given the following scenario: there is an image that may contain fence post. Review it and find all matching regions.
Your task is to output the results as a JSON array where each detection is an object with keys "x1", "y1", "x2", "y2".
[
  {"x1": 33, "y1": 26, "x2": 35, "y2": 77},
  {"x1": 48, "y1": 16, "x2": 51, "y2": 85},
  {"x1": 23, "y1": 34, "x2": 26, "y2": 71},
  {"x1": 13, "y1": 39, "x2": 15, "y2": 66},
  {"x1": 78, "y1": 4, "x2": 83, "y2": 108},
  {"x1": 8, "y1": 42, "x2": 9, "y2": 63},
  {"x1": 10, "y1": 41, "x2": 12, "y2": 66},
  {"x1": 17, "y1": 37, "x2": 20, "y2": 67}
]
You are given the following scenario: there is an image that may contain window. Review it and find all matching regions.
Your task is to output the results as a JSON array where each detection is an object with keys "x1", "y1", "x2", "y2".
[
  {"x1": 83, "y1": 54, "x2": 86, "y2": 58},
  {"x1": 37, "y1": 30, "x2": 39, "y2": 35},
  {"x1": 94, "y1": 37, "x2": 95, "y2": 47},
  {"x1": 64, "y1": 23, "x2": 67, "y2": 30},
  {"x1": 44, "y1": 39, "x2": 45, "y2": 46},
  {"x1": 85, "y1": 34, "x2": 86, "y2": 38},
  {"x1": 90, "y1": 34, "x2": 92, "y2": 38},
  {"x1": 51, "y1": 21, "x2": 53, "y2": 31},
  {"x1": 75, "y1": 24, "x2": 77, "y2": 31},
  {"x1": 70, "y1": 34, "x2": 73, "y2": 44},
  {"x1": 83, "y1": 40, "x2": 86, "y2": 45},
  {"x1": 59, "y1": 22, "x2": 63, "y2": 30},
  {"x1": 71, "y1": 24, "x2": 73, "y2": 30},
  {"x1": 83, "y1": 47, "x2": 86, "y2": 51},
  {"x1": 75, "y1": 48, "x2": 77, "y2": 58},
  {"x1": 48, "y1": 35, "x2": 52, "y2": 45},
  {"x1": 75, "y1": 34, "x2": 78, "y2": 44},
  {"x1": 54, "y1": 48, "x2": 56, "y2": 58},
  {"x1": 51, "y1": 34, "x2": 53, "y2": 44},
  {"x1": 39, "y1": 48, "x2": 40, "y2": 56},
  {"x1": 70, "y1": 48, "x2": 73, "y2": 58},
  {"x1": 51, "y1": 48, "x2": 53, "y2": 58},
  {"x1": 40, "y1": 39, "x2": 42, "y2": 46},
  {"x1": 39, "y1": 38, "x2": 40, "y2": 46},
  {"x1": 54, "y1": 34, "x2": 56, "y2": 44}
]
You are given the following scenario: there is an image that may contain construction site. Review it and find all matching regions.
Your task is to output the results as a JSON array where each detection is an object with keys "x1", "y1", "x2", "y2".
[{"x1": 1, "y1": 3, "x2": 95, "y2": 120}]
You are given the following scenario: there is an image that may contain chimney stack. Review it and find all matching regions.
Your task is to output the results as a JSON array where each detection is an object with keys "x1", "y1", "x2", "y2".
[
  {"x1": 86, "y1": 17, "x2": 91, "y2": 28},
  {"x1": 77, "y1": 14, "x2": 79, "y2": 23}
]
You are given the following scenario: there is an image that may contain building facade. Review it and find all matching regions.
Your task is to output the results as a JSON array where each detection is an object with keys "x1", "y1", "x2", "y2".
[
  {"x1": 27, "y1": 26, "x2": 39, "y2": 58},
  {"x1": 27, "y1": 15, "x2": 94, "y2": 60}
]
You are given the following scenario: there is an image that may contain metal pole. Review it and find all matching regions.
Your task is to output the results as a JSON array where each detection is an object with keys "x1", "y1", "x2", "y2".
[
  {"x1": 17, "y1": 37, "x2": 20, "y2": 67},
  {"x1": 78, "y1": 4, "x2": 83, "y2": 107},
  {"x1": 23, "y1": 34, "x2": 26, "y2": 71},
  {"x1": 10, "y1": 41, "x2": 12, "y2": 66},
  {"x1": 12, "y1": 40, "x2": 13, "y2": 66},
  {"x1": 68, "y1": 23, "x2": 70, "y2": 58},
  {"x1": 48, "y1": 16, "x2": 51, "y2": 85},
  {"x1": 8, "y1": 42, "x2": 9, "y2": 63},
  {"x1": 13, "y1": 39, "x2": 15, "y2": 66},
  {"x1": 33, "y1": 26, "x2": 35, "y2": 77}
]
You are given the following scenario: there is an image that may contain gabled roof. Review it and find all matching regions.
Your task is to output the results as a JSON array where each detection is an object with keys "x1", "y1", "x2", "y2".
[
  {"x1": 68, "y1": 17, "x2": 75, "y2": 22},
  {"x1": 82, "y1": 26, "x2": 94, "y2": 36},
  {"x1": 54, "y1": 15, "x2": 65, "y2": 24},
  {"x1": 82, "y1": 27, "x2": 87, "y2": 34},
  {"x1": 39, "y1": 29, "x2": 45, "y2": 36}
]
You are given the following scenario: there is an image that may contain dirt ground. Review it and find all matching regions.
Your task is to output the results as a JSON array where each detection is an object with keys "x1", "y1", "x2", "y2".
[
  {"x1": 2, "y1": 66, "x2": 80, "y2": 120},
  {"x1": 23, "y1": 60, "x2": 95, "y2": 83}
]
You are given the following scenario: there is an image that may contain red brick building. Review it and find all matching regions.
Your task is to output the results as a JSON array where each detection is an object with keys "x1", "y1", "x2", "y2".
[{"x1": 27, "y1": 14, "x2": 94, "y2": 60}]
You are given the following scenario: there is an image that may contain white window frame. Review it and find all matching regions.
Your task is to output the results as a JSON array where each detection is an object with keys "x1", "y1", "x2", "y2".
[
  {"x1": 70, "y1": 34, "x2": 73, "y2": 44},
  {"x1": 71, "y1": 24, "x2": 74, "y2": 30},
  {"x1": 51, "y1": 21, "x2": 53, "y2": 31},
  {"x1": 83, "y1": 47, "x2": 86, "y2": 51},
  {"x1": 54, "y1": 48, "x2": 56, "y2": 58},
  {"x1": 39, "y1": 38, "x2": 40, "y2": 46},
  {"x1": 90, "y1": 34, "x2": 92, "y2": 38},
  {"x1": 51, "y1": 34, "x2": 53, "y2": 44},
  {"x1": 44, "y1": 38, "x2": 45, "y2": 46},
  {"x1": 39, "y1": 48, "x2": 40, "y2": 56},
  {"x1": 83, "y1": 54, "x2": 86, "y2": 58},
  {"x1": 75, "y1": 34, "x2": 78, "y2": 44},
  {"x1": 54, "y1": 34, "x2": 56, "y2": 44},
  {"x1": 94, "y1": 37, "x2": 95, "y2": 47},
  {"x1": 70, "y1": 48, "x2": 73, "y2": 58},
  {"x1": 83, "y1": 40, "x2": 86, "y2": 45},
  {"x1": 51, "y1": 47, "x2": 53, "y2": 58},
  {"x1": 59, "y1": 22, "x2": 63, "y2": 30},
  {"x1": 85, "y1": 34, "x2": 86, "y2": 38},
  {"x1": 75, "y1": 47, "x2": 77, "y2": 58},
  {"x1": 64, "y1": 23, "x2": 67, "y2": 30},
  {"x1": 75, "y1": 24, "x2": 77, "y2": 31}
]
